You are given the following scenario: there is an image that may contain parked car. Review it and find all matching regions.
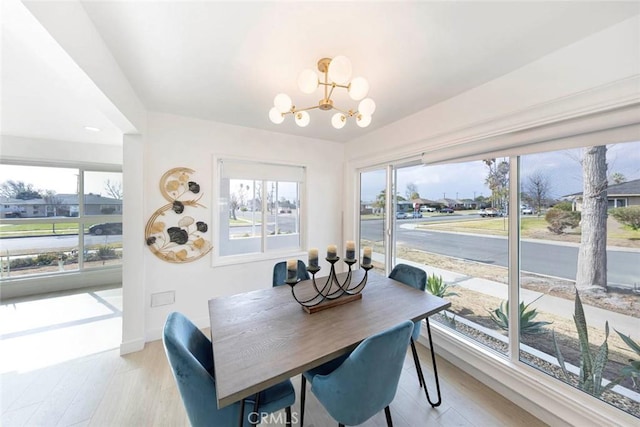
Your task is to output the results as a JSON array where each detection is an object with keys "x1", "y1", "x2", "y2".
[
  {"x1": 440, "y1": 207, "x2": 454, "y2": 214},
  {"x1": 479, "y1": 208, "x2": 503, "y2": 217},
  {"x1": 89, "y1": 222, "x2": 122, "y2": 235},
  {"x1": 420, "y1": 206, "x2": 436, "y2": 212},
  {"x1": 521, "y1": 207, "x2": 534, "y2": 215},
  {"x1": 395, "y1": 212, "x2": 408, "y2": 219},
  {"x1": 412, "y1": 211, "x2": 423, "y2": 218}
]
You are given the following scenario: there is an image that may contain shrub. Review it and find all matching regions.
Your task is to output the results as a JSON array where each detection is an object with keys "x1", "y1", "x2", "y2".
[
  {"x1": 615, "y1": 330, "x2": 640, "y2": 389},
  {"x1": 553, "y1": 201, "x2": 574, "y2": 212},
  {"x1": 426, "y1": 273, "x2": 458, "y2": 298},
  {"x1": 97, "y1": 245, "x2": 117, "y2": 259},
  {"x1": 9, "y1": 257, "x2": 36, "y2": 269},
  {"x1": 489, "y1": 297, "x2": 551, "y2": 335},
  {"x1": 545, "y1": 207, "x2": 580, "y2": 234},
  {"x1": 553, "y1": 290, "x2": 620, "y2": 397},
  {"x1": 609, "y1": 206, "x2": 640, "y2": 231},
  {"x1": 35, "y1": 252, "x2": 59, "y2": 266}
]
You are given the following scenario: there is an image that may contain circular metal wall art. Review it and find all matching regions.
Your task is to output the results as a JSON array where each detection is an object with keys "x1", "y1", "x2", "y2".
[{"x1": 145, "y1": 167, "x2": 212, "y2": 263}]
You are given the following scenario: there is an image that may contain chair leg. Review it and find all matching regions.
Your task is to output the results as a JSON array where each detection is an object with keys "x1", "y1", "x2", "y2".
[
  {"x1": 239, "y1": 399, "x2": 245, "y2": 427},
  {"x1": 285, "y1": 406, "x2": 292, "y2": 426},
  {"x1": 410, "y1": 338, "x2": 425, "y2": 389},
  {"x1": 384, "y1": 406, "x2": 393, "y2": 427},
  {"x1": 249, "y1": 392, "x2": 261, "y2": 426},
  {"x1": 300, "y1": 376, "x2": 307, "y2": 427}
]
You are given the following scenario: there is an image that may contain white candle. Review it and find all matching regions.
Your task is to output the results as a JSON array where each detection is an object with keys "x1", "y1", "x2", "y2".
[
  {"x1": 346, "y1": 240, "x2": 355, "y2": 260},
  {"x1": 286, "y1": 259, "x2": 297, "y2": 281},
  {"x1": 308, "y1": 248, "x2": 319, "y2": 268},
  {"x1": 362, "y1": 246, "x2": 372, "y2": 266},
  {"x1": 327, "y1": 244, "x2": 337, "y2": 260}
]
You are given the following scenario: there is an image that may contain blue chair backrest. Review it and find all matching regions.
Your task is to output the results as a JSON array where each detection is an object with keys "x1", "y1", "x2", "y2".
[
  {"x1": 163, "y1": 312, "x2": 241, "y2": 426},
  {"x1": 272, "y1": 259, "x2": 311, "y2": 287},
  {"x1": 389, "y1": 263, "x2": 427, "y2": 292},
  {"x1": 310, "y1": 320, "x2": 414, "y2": 426},
  {"x1": 389, "y1": 264, "x2": 427, "y2": 340}
]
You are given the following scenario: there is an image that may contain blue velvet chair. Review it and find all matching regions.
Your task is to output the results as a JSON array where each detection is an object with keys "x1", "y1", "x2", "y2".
[
  {"x1": 300, "y1": 320, "x2": 414, "y2": 427},
  {"x1": 162, "y1": 312, "x2": 295, "y2": 426},
  {"x1": 389, "y1": 263, "x2": 442, "y2": 407},
  {"x1": 272, "y1": 259, "x2": 310, "y2": 287}
]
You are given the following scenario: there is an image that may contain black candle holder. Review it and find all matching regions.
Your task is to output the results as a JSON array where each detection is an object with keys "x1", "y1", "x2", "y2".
[{"x1": 286, "y1": 257, "x2": 373, "y2": 309}]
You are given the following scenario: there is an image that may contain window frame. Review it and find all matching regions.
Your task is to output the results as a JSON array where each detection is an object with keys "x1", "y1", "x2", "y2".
[
  {"x1": 213, "y1": 157, "x2": 306, "y2": 266},
  {"x1": 0, "y1": 161, "x2": 123, "y2": 283}
]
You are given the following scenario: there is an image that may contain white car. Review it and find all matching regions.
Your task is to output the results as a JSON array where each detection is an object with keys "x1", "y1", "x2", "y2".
[
  {"x1": 521, "y1": 207, "x2": 534, "y2": 215},
  {"x1": 420, "y1": 206, "x2": 436, "y2": 212}
]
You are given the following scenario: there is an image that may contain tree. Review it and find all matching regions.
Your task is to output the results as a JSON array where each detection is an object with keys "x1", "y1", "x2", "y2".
[
  {"x1": 374, "y1": 189, "x2": 386, "y2": 214},
  {"x1": 576, "y1": 146, "x2": 608, "y2": 291},
  {"x1": 405, "y1": 183, "x2": 419, "y2": 200},
  {"x1": 104, "y1": 179, "x2": 123, "y2": 199},
  {"x1": 484, "y1": 159, "x2": 509, "y2": 209},
  {"x1": 523, "y1": 171, "x2": 551, "y2": 215},
  {"x1": 610, "y1": 172, "x2": 626, "y2": 185},
  {"x1": 0, "y1": 180, "x2": 41, "y2": 200},
  {"x1": 610, "y1": 206, "x2": 640, "y2": 231}
]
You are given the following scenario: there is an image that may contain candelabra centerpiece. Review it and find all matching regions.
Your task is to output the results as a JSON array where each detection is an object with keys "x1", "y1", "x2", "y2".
[{"x1": 285, "y1": 242, "x2": 373, "y2": 313}]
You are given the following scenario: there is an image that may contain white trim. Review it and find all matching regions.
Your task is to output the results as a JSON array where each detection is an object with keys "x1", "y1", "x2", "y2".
[
  {"x1": 119, "y1": 338, "x2": 145, "y2": 355},
  {"x1": 0, "y1": 267, "x2": 121, "y2": 299}
]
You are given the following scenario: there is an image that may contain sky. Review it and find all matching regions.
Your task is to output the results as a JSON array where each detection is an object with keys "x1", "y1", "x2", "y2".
[
  {"x1": 360, "y1": 141, "x2": 640, "y2": 202},
  {"x1": 0, "y1": 165, "x2": 122, "y2": 196}
]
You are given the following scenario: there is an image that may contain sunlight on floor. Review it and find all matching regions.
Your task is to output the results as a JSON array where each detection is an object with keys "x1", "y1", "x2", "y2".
[{"x1": 0, "y1": 287, "x2": 122, "y2": 374}]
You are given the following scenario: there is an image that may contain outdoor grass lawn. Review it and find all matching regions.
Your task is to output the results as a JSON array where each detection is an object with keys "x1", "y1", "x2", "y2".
[
  {"x1": 418, "y1": 216, "x2": 639, "y2": 243},
  {"x1": 0, "y1": 223, "x2": 83, "y2": 237}
]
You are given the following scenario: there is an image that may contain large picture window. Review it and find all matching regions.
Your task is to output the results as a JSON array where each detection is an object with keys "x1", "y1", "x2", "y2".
[
  {"x1": 0, "y1": 164, "x2": 123, "y2": 280},
  {"x1": 217, "y1": 159, "x2": 304, "y2": 259},
  {"x1": 359, "y1": 140, "x2": 640, "y2": 418}
]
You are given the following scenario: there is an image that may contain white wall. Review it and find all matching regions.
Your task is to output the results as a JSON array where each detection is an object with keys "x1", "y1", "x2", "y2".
[
  {"x1": 140, "y1": 113, "x2": 345, "y2": 340},
  {"x1": 345, "y1": 15, "x2": 640, "y2": 162},
  {"x1": 0, "y1": 135, "x2": 123, "y2": 165}
]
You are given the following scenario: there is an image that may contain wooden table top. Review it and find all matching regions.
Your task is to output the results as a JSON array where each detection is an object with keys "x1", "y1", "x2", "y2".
[{"x1": 208, "y1": 269, "x2": 451, "y2": 408}]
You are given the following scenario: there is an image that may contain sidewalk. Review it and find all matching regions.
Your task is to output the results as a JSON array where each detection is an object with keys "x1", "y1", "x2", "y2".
[{"x1": 389, "y1": 256, "x2": 639, "y2": 336}]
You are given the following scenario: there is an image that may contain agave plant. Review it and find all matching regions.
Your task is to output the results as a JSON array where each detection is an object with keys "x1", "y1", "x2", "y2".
[
  {"x1": 426, "y1": 273, "x2": 458, "y2": 298},
  {"x1": 615, "y1": 330, "x2": 640, "y2": 389},
  {"x1": 488, "y1": 296, "x2": 551, "y2": 335},
  {"x1": 553, "y1": 290, "x2": 620, "y2": 397}
]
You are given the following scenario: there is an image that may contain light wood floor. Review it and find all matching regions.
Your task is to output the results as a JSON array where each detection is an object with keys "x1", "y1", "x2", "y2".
[
  {"x1": 1, "y1": 289, "x2": 546, "y2": 426},
  {"x1": 1, "y1": 336, "x2": 546, "y2": 427}
]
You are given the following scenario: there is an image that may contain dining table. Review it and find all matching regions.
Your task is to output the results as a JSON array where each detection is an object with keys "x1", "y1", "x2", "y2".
[{"x1": 208, "y1": 268, "x2": 451, "y2": 409}]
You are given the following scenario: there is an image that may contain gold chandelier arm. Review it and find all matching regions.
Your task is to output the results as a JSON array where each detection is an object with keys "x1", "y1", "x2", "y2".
[
  {"x1": 291, "y1": 105, "x2": 320, "y2": 113},
  {"x1": 318, "y1": 82, "x2": 349, "y2": 90},
  {"x1": 331, "y1": 105, "x2": 350, "y2": 115},
  {"x1": 327, "y1": 84, "x2": 336, "y2": 100}
]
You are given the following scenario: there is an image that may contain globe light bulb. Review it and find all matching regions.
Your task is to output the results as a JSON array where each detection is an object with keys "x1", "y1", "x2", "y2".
[
  {"x1": 327, "y1": 55, "x2": 352, "y2": 85},
  {"x1": 358, "y1": 98, "x2": 376, "y2": 116},
  {"x1": 348, "y1": 77, "x2": 369, "y2": 101},
  {"x1": 269, "y1": 107, "x2": 285, "y2": 124},
  {"x1": 356, "y1": 114, "x2": 372, "y2": 128},
  {"x1": 295, "y1": 111, "x2": 310, "y2": 127},
  {"x1": 274, "y1": 93, "x2": 292, "y2": 113},
  {"x1": 298, "y1": 69, "x2": 319, "y2": 94},
  {"x1": 331, "y1": 113, "x2": 346, "y2": 129}
]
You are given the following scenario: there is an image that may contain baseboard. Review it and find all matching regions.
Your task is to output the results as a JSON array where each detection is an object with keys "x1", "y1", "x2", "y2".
[{"x1": 120, "y1": 338, "x2": 145, "y2": 355}]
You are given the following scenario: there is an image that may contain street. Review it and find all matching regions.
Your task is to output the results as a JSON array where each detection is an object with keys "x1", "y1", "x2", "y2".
[{"x1": 361, "y1": 217, "x2": 639, "y2": 288}]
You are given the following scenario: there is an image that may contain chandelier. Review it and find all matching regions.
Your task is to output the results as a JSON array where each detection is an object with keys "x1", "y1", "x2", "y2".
[{"x1": 269, "y1": 56, "x2": 376, "y2": 129}]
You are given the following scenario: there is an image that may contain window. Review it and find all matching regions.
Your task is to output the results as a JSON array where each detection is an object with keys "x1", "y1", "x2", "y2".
[
  {"x1": 217, "y1": 159, "x2": 304, "y2": 259},
  {"x1": 358, "y1": 140, "x2": 640, "y2": 417},
  {"x1": 0, "y1": 164, "x2": 123, "y2": 280}
]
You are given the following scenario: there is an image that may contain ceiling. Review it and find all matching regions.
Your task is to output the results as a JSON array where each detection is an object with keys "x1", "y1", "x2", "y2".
[{"x1": 2, "y1": 1, "x2": 639, "y2": 146}]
